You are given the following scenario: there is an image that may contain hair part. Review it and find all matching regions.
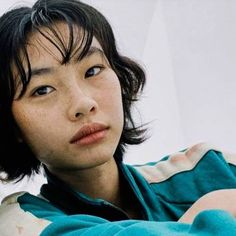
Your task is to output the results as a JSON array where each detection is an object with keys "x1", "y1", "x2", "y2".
[{"x1": 0, "y1": 0, "x2": 148, "y2": 182}]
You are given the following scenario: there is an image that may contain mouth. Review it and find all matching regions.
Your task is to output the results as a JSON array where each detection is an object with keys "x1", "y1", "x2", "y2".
[{"x1": 69, "y1": 123, "x2": 109, "y2": 146}]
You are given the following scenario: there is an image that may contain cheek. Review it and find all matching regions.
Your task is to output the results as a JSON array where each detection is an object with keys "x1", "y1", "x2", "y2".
[
  {"x1": 12, "y1": 103, "x2": 54, "y2": 147},
  {"x1": 12, "y1": 103, "x2": 32, "y2": 135},
  {"x1": 101, "y1": 79, "x2": 124, "y2": 121},
  {"x1": 13, "y1": 108, "x2": 62, "y2": 161},
  {"x1": 107, "y1": 91, "x2": 123, "y2": 137}
]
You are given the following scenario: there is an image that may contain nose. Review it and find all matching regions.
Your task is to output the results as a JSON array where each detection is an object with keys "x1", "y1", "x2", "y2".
[{"x1": 67, "y1": 86, "x2": 98, "y2": 121}]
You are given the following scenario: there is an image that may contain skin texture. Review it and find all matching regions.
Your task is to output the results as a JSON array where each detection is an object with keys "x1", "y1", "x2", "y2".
[
  {"x1": 11, "y1": 23, "x2": 125, "y2": 205},
  {"x1": 179, "y1": 189, "x2": 236, "y2": 223},
  {"x1": 11, "y1": 23, "x2": 236, "y2": 221}
]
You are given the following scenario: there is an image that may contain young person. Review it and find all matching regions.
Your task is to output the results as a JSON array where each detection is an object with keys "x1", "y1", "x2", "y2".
[{"x1": 0, "y1": 0, "x2": 236, "y2": 235}]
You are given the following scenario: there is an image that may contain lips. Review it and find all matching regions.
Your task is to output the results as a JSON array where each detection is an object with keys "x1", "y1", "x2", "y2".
[{"x1": 69, "y1": 122, "x2": 109, "y2": 144}]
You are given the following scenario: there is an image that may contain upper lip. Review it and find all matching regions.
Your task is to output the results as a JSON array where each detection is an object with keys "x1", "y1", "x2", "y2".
[{"x1": 69, "y1": 122, "x2": 109, "y2": 144}]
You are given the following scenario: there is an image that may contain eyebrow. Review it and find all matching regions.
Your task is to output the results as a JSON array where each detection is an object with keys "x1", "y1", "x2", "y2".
[
  {"x1": 82, "y1": 46, "x2": 105, "y2": 60},
  {"x1": 30, "y1": 46, "x2": 105, "y2": 79},
  {"x1": 30, "y1": 67, "x2": 54, "y2": 78}
]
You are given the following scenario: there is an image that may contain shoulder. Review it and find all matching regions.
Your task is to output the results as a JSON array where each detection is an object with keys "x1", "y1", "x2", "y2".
[
  {"x1": 133, "y1": 142, "x2": 236, "y2": 184},
  {"x1": 134, "y1": 143, "x2": 236, "y2": 183},
  {"x1": 0, "y1": 191, "x2": 51, "y2": 235},
  {"x1": 132, "y1": 143, "x2": 236, "y2": 203}
]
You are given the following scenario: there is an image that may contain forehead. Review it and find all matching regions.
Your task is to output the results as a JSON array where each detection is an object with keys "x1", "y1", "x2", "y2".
[{"x1": 26, "y1": 22, "x2": 102, "y2": 66}]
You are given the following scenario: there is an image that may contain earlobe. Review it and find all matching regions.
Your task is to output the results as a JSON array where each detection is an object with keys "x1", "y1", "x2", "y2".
[
  {"x1": 14, "y1": 126, "x2": 24, "y2": 143},
  {"x1": 17, "y1": 136, "x2": 23, "y2": 143}
]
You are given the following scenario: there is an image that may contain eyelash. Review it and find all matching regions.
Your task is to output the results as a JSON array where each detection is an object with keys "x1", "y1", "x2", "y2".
[
  {"x1": 85, "y1": 65, "x2": 104, "y2": 78},
  {"x1": 31, "y1": 65, "x2": 105, "y2": 97},
  {"x1": 32, "y1": 86, "x2": 54, "y2": 96}
]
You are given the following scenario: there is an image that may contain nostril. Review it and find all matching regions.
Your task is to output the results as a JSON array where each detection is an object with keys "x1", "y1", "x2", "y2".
[
  {"x1": 90, "y1": 107, "x2": 95, "y2": 112},
  {"x1": 75, "y1": 112, "x2": 81, "y2": 118},
  {"x1": 73, "y1": 104, "x2": 96, "y2": 119}
]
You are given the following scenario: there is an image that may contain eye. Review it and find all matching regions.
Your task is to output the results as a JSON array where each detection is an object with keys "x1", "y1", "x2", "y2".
[
  {"x1": 32, "y1": 86, "x2": 55, "y2": 96},
  {"x1": 85, "y1": 65, "x2": 104, "y2": 78}
]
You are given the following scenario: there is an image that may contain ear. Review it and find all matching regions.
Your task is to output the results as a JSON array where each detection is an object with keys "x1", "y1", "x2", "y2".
[
  {"x1": 14, "y1": 126, "x2": 24, "y2": 143},
  {"x1": 17, "y1": 136, "x2": 23, "y2": 143}
]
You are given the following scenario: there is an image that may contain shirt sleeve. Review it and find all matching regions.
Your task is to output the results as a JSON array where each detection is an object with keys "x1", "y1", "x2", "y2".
[{"x1": 40, "y1": 209, "x2": 236, "y2": 236}]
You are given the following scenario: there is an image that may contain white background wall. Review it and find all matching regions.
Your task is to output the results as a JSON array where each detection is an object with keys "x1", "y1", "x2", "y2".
[{"x1": 0, "y1": 0, "x2": 235, "y2": 198}]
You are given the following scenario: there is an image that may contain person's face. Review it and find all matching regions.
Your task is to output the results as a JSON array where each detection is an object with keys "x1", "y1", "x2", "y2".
[{"x1": 12, "y1": 23, "x2": 124, "y2": 173}]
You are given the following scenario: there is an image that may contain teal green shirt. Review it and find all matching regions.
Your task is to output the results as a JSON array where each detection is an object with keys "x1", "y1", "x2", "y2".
[{"x1": 0, "y1": 143, "x2": 236, "y2": 235}]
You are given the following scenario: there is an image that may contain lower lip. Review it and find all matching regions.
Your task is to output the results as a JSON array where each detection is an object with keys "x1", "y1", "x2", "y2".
[{"x1": 73, "y1": 129, "x2": 108, "y2": 146}]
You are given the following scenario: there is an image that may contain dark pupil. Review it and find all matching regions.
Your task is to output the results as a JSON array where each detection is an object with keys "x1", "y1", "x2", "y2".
[
  {"x1": 37, "y1": 87, "x2": 48, "y2": 95},
  {"x1": 86, "y1": 68, "x2": 95, "y2": 77}
]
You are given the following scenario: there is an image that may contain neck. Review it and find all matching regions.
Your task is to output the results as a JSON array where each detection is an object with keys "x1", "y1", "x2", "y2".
[
  {"x1": 48, "y1": 160, "x2": 143, "y2": 219},
  {"x1": 49, "y1": 158, "x2": 122, "y2": 206}
]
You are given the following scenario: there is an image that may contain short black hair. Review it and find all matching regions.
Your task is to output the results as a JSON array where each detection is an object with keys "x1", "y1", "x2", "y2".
[{"x1": 0, "y1": 0, "x2": 147, "y2": 181}]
